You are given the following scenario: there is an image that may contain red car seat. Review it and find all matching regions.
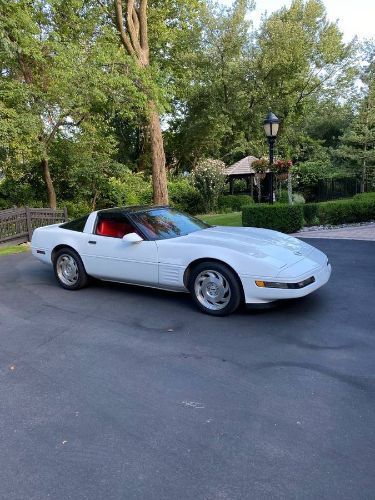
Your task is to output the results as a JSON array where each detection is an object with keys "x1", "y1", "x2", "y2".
[{"x1": 96, "y1": 220, "x2": 133, "y2": 238}]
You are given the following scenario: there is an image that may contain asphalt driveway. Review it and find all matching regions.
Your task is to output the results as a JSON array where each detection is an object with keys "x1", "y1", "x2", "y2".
[{"x1": 0, "y1": 239, "x2": 374, "y2": 500}]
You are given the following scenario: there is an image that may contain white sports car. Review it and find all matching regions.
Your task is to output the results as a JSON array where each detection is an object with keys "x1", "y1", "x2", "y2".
[{"x1": 31, "y1": 205, "x2": 331, "y2": 315}]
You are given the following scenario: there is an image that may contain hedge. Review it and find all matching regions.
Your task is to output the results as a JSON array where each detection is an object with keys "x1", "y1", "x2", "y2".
[
  {"x1": 218, "y1": 194, "x2": 254, "y2": 212},
  {"x1": 353, "y1": 192, "x2": 375, "y2": 202},
  {"x1": 242, "y1": 204, "x2": 304, "y2": 233},
  {"x1": 317, "y1": 199, "x2": 375, "y2": 225},
  {"x1": 303, "y1": 203, "x2": 320, "y2": 225},
  {"x1": 303, "y1": 198, "x2": 375, "y2": 226}
]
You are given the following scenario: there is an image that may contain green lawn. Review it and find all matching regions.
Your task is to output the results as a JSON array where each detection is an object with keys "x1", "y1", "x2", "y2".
[
  {"x1": 0, "y1": 244, "x2": 30, "y2": 256},
  {"x1": 198, "y1": 212, "x2": 242, "y2": 227}
]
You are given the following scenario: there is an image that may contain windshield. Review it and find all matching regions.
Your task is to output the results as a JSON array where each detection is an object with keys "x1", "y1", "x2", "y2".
[{"x1": 132, "y1": 208, "x2": 210, "y2": 241}]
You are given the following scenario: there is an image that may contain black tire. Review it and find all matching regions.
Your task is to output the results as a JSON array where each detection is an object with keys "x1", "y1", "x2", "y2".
[
  {"x1": 53, "y1": 247, "x2": 89, "y2": 290},
  {"x1": 188, "y1": 261, "x2": 242, "y2": 316}
]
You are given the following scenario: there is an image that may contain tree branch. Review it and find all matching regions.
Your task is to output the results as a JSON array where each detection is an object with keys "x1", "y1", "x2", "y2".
[
  {"x1": 45, "y1": 118, "x2": 65, "y2": 146},
  {"x1": 139, "y1": 0, "x2": 149, "y2": 55},
  {"x1": 16, "y1": 51, "x2": 33, "y2": 84},
  {"x1": 126, "y1": 0, "x2": 142, "y2": 56},
  {"x1": 132, "y1": 6, "x2": 140, "y2": 39},
  {"x1": 114, "y1": 0, "x2": 137, "y2": 58},
  {"x1": 74, "y1": 114, "x2": 87, "y2": 127},
  {"x1": 97, "y1": 0, "x2": 117, "y2": 23},
  {"x1": 295, "y1": 65, "x2": 341, "y2": 105}
]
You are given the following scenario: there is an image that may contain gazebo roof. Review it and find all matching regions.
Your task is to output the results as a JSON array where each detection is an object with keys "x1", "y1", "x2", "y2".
[{"x1": 225, "y1": 156, "x2": 259, "y2": 176}]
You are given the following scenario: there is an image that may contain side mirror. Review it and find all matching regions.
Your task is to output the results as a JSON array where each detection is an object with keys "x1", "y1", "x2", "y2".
[{"x1": 122, "y1": 232, "x2": 143, "y2": 243}]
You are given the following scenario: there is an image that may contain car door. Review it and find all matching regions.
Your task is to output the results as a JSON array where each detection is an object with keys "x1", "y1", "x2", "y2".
[{"x1": 82, "y1": 213, "x2": 158, "y2": 285}]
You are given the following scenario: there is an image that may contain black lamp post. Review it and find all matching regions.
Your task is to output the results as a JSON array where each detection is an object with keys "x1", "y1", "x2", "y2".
[{"x1": 263, "y1": 111, "x2": 280, "y2": 204}]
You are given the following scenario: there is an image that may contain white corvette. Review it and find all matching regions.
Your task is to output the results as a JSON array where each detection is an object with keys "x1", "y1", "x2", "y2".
[{"x1": 31, "y1": 206, "x2": 331, "y2": 315}]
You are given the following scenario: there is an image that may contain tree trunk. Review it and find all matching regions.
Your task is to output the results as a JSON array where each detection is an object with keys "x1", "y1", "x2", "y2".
[
  {"x1": 113, "y1": 0, "x2": 169, "y2": 205},
  {"x1": 287, "y1": 171, "x2": 293, "y2": 204},
  {"x1": 361, "y1": 146, "x2": 367, "y2": 193},
  {"x1": 361, "y1": 160, "x2": 366, "y2": 193},
  {"x1": 149, "y1": 100, "x2": 168, "y2": 204},
  {"x1": 41, "y1": 158, "x2": 57, "y2": 209},
  {"x1": 92, "y1": 189, "x2": 98, "y2": 211},
  {"x1": 360, "y1": 103, "x2": 370, "y2": 193}
]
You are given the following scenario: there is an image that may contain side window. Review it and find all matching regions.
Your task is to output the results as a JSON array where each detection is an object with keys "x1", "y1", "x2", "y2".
[
  {"x1": 60, "y1": 215, "x2": 89, "y2": 232},
  {"x1": 95, "y1": 216, "x2": 136, "y2": 239}
]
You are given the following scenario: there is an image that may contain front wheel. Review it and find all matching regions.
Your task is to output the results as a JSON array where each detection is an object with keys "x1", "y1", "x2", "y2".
[
  {"x1": 53, "y1": 248, "x2": 88, "y2": 290},
  {"x1": 188, "y1": 262, "x2": 242, "y2": 316}
]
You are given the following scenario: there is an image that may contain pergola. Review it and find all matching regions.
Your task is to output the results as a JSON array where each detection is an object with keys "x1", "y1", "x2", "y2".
[{"x1": 225, "y1": 155, "x2": 259, "y2": 195}]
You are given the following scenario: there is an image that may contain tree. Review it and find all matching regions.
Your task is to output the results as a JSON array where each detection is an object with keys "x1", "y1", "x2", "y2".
[
  {"x1": 166, "y1": 0, "x2": 356, "y2": 170},
  {"x1": 305, "y1": 99, "x2": 354, "y2": 149},
  {"x1": 337, "y1": 82, "x2": 375, "y2": 191},
  {"x1": 0, "y1": 0, "x2": 365, "y2": 210},
  {"x1": 104, "y1": 0, "x2": 169, "y2": 204},
  {"x1": 246, "y1": 0, "x2": 356, "y2": 158},
  {"x1": 0, "y1": 0, "x2": 145, "y2": 207},
  {"x1": 166, "y1": 0, "x2": 254, "y2": 168},
  {"x1": 336, "y1": 42, "x2": 375, "y2": 191}
]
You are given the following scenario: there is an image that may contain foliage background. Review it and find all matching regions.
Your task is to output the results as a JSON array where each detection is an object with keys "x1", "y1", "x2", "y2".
[{"x1": 0, "y1": 0, "x2": 374, "y2": 213}]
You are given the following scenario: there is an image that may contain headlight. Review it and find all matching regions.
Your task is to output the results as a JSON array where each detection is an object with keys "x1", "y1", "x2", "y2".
[{"x1": 255, "y1": 276, "x2": 315, "y2": 289}]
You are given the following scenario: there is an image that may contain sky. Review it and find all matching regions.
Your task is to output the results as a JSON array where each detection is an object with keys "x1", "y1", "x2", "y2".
[{"x1": 220, "y1": 0, "x2": 375, "y2": 41}]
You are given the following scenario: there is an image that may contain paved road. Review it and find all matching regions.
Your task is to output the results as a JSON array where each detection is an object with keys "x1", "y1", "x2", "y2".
[{"x1": 0, "y1": 240, "x2": 374, "y2": 500}]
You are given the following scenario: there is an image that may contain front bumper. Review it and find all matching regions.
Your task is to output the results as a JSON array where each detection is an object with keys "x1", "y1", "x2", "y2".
[{"x1": 240, "y1": 261, "x2": 332, "y2": 304}]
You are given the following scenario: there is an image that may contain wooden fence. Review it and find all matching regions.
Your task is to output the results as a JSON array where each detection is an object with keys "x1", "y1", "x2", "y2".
[{"x1": 0, "y1": 206, "x2": 68, "y2": 245}]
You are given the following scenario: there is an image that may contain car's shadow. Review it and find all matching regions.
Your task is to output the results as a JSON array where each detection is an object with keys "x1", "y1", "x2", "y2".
[{"x1": 92, "y1": 275, "x2": 328, "y2": 318}]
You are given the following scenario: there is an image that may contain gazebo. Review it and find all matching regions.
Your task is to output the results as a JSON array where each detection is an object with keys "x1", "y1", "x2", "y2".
[{"x1": 225, "y1": 155, "x2": 259, "y2": 195}]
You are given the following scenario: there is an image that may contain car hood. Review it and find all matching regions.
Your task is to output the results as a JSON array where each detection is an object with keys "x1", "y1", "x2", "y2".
[{"x1": 181, "y1": 226, "x2": 315, "y2": 270}]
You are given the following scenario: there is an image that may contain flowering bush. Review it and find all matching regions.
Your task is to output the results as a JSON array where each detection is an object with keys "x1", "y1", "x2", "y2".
[{"x1": 191, "y1": 158, "x2": 226, "y2": 212}]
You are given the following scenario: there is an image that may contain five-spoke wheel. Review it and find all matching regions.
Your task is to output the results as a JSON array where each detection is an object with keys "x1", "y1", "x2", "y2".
[
  {"x1": 189, "y1": 261, "x2": 242, "y2": 316},
  {"x1": 53, "y1": 248, "x2": 88, "y2": 290}
]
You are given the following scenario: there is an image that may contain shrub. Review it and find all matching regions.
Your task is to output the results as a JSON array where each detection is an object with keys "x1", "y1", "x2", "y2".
[
  {"x1": 242, "y1": 204, "x2": 304, "y2": 233},
  {"x1": 106, "y1": 174, "x2": 152, "y2": 207},
  {"x1": 303, "y1": 198, "x2": 375, "y2": 226},
  {"x1": 62, "y1": 200, "x2": 92, "y2": 219},
  {"x1": 0, "y1": 177, "x2": 45, "y2": 208},
  {"x1": 191, "y1": 158, "x2": 226, "y2": 212},
  {"x1": 276, "y1": 190, "x2": 305, "y2": 205},
  {"x1": 168, "y1": 178, "x2": 204, "y2": 215},
  {"x1": 105, "y1": 174, "x2": 206, "y2": 214},
  {"x1": 218, "y1": 194, "x2": 254, "y2": 212},
  {"x1": 292, "y1": 160, "x2": 333, "y2": 201},
  {"x1": 293, "y1": 193, "x2": 305, "y2": 204},
  {"x1": 316, "y1": 199, "x2": 375, "y2": 225},
  {"x1": 232, "y1": 179, "x2": 247, "y2": 193},
  {"x1": 353, "y1": 192, "x2": 375, "y2": 202},
  {"x1": 277, "y1": 189, "x2": 289, "y2": 204}
]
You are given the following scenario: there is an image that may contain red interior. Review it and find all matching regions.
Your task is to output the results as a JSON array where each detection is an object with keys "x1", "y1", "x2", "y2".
[{"x1": 96, "y1": 219, "x2": 134, "y2": 238}]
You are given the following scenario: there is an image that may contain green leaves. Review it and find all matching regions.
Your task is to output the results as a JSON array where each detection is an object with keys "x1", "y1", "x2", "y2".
[
  {"x1": 0, "y1": 0, "x2": 370, "y2": 209},
  {"x1": 336, "y1": 56, "x2": 375, "y2": 189}
]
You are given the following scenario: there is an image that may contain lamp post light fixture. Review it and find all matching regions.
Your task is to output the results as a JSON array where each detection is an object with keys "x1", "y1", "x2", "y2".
[{"x1": 263, "y1": 111, "x2": 280, "y2": 204}]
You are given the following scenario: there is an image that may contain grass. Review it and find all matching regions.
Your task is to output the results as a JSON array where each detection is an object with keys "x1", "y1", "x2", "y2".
[
  {"x1": 0, "y1": 244, "x2": 30, "y2": 256},
  {"x1": 198, "y1": 211, "x2": 242, "y2": 227}
]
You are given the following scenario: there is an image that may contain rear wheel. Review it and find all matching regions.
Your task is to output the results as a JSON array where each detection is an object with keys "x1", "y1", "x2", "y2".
[
  {"x1": 188, "y1": 261, "x2": 242, "y2": 316},
  {"x1": 53, "y1": 248, "x2": 88, "y2": 290}
]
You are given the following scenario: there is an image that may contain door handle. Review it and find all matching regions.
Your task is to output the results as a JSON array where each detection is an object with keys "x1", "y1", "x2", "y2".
[{"x1": 88, "y1": 240, "x2": 97, "y2": 245}]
